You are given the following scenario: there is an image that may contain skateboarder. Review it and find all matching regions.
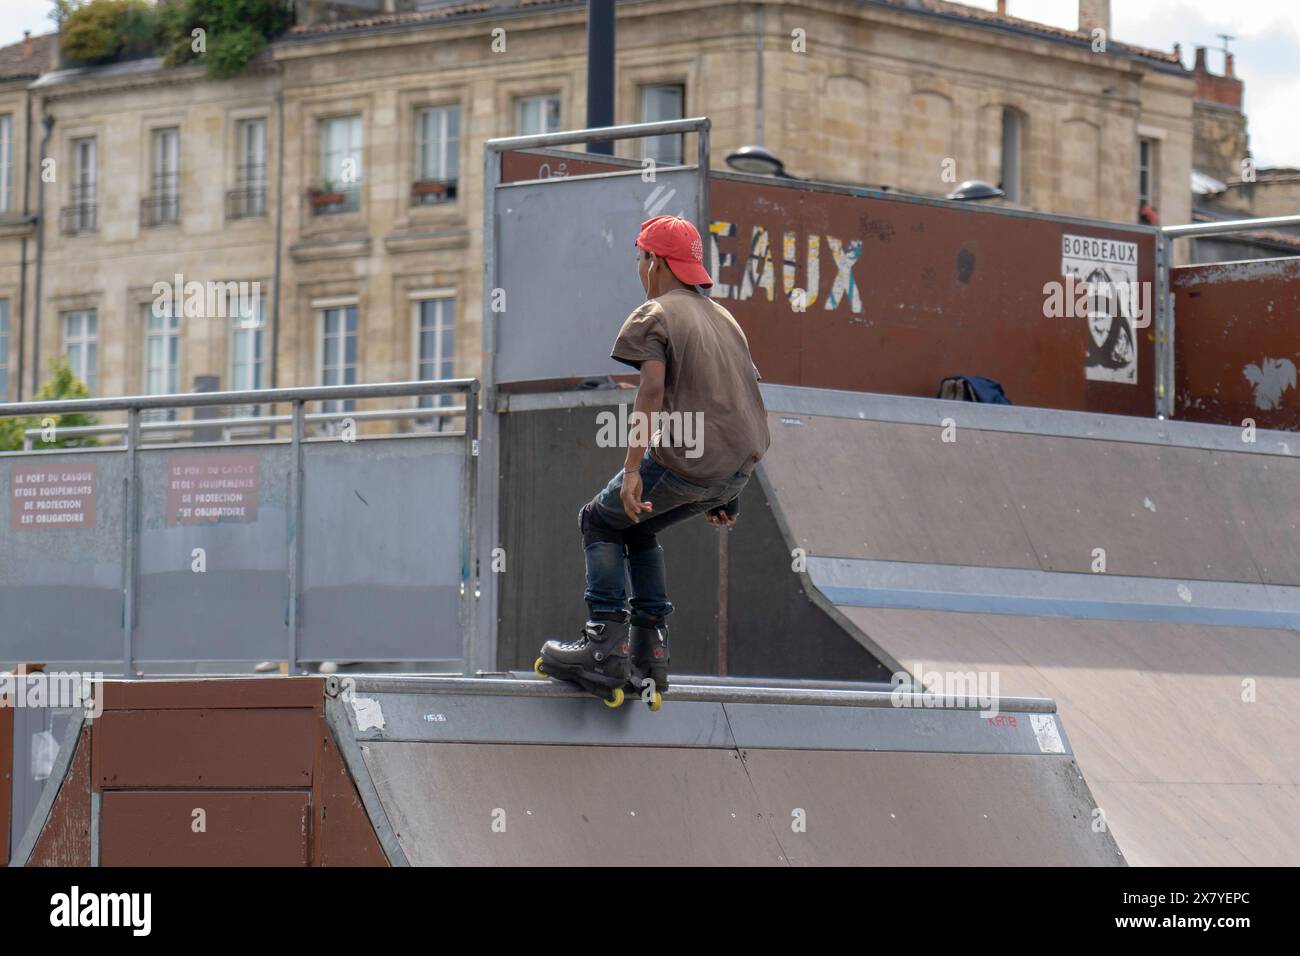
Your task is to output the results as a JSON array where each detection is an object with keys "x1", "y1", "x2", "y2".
[{"x1": 537, "y1": 215, "x2": 771, "y2": 707}]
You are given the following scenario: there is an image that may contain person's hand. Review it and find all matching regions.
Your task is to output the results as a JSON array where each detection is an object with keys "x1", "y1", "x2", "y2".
[
  {"x1": 705, "y1": 508, "x2": 737, "y2": 528},
  {"x1": 621, "y1": 471, "x2": 653, "y2": 523}
]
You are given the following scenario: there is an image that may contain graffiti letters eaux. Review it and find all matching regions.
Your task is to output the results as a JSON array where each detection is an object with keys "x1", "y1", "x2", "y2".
[{"x1": 709, "y1": 222, "x2": 863, "y2": 316}]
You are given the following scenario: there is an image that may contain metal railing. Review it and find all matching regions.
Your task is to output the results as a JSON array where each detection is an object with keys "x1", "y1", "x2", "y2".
[
  {"x1": 0, "y1": 379, "x2": 482, "y2": 677},
  {"x1": 59, "y1": 185, "x2": 97, "y2": 234},
  {"x1": 225, "y1": 185, "x2": 267, "y2": 220},
  {"x1": 19, "y1": 403, "x2": 469, "y2": 450}
]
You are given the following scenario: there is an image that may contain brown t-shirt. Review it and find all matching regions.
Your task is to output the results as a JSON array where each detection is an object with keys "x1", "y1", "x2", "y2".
[{"x1": 611, "y1": 289, "x2": 771, "y2": 482}]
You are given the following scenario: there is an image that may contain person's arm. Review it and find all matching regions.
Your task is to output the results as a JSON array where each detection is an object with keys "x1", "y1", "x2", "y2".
[{"x1": 619, "y1": 359, "x2": 665, "y2": 522}]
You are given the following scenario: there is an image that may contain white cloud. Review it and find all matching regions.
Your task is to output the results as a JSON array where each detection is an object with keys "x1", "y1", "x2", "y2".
[
  {"x1": 964, "y1": 0, "x2": 1300, "y2": 167},
  {"x1": 0, "y1": 0, "x2": 56, "y2": 47}
]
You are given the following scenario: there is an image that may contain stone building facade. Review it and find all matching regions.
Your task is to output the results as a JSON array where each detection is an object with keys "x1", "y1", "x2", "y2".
[{"x1": 0, "y1": 0, "x2": 1225, "y2": 405}]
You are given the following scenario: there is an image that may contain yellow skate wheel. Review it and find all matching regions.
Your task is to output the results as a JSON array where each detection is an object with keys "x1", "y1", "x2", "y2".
[
  {"x1": 534, "y1": 657, "x2": 547, "y2": 678},
  {"x1": 648, "y1": 691, "x2": 663, "y2": 712},
  {"x1": 604, "y1": 687, "x2": 625, "y2": 708}
]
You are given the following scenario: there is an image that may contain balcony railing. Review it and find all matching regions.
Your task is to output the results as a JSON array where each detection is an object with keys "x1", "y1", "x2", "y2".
[
  {"x1": 308, "y1": 183, "x2": 361, "y2": 215},
  {"x1": 227, "y1": 163, "x2": 267, "y2": 219},
  {"x1": 226, "y1": 184, "x2": 267, "y2": 220},
  {"x1": 140, "y1": 171, "x2": 180, "y2": 227},
  {"x1": 59, "y1": 202, "x2": 98, "y2": 235},
  {"x1": 59, "y1": 183, "x2": 98, "y2": 234}
]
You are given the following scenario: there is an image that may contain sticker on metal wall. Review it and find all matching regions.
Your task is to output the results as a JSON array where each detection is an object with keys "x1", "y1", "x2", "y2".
[
  {"x1": 1062, "y1": 233, "x2": 1140, "y2": 386},
  {"x1": 1029, "y1": 714, "x2": 1066, "y2": 754},
  {"x1": 350, "y1": 696, "x2": 386, "y2": 732}
]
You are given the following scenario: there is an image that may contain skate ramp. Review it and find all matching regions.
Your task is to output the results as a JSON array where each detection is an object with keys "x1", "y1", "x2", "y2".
[
  {"x1": 333, "y1": 676, "x2": 1122, "y2": 866},
  {"x1": 13, "y1": 674, "x2": 1120, "y2": 865},
  {"x1": 756, "y1": 386, "x2": 1300, "y2": 866}
]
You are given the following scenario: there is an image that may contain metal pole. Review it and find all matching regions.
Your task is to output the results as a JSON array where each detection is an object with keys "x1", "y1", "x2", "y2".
[
  {"x1": 1159, "y1": 230, "x2": 1170, "y2": 416},
  {"x1": 696, "y1": 118, "x2": 711, "y2": 256},
  {"x1": 122, "y1": 407, "x2": 139, "y2": 677},
  {"x1": 287, "y1": 400, "x2": 305, "y2": 673},
  {"x1": 585, "y1": 0, "x2": 615, "y2": 156},
  {"x1": 1161, "y1": 213, "x2": 1300, "y2": 238},
  {"x1": 461, "y1": 382, "x2": 480, "y2": 673},
  {"x1": 478, "y1": 143, "x2": 502, "y2": 672}
]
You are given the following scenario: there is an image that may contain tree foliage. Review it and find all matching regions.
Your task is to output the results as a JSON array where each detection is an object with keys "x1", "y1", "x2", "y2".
[
  {"x1": 0, "y1": 357, "x2": 100, "y2": 451},
  {"x1": 60, "y1": 0, "x2": 159, "y2": 65},
  {"x1": 54, "y1": 0, "x2": 294, "y2": 78},
  {"x1": 158, "y1": 0, "x2": 294, "y2": 79}
]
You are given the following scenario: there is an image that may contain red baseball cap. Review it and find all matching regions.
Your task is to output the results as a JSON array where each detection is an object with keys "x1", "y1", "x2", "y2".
[{"x1": 636, "y1": 215, "x2": 713, "y2": 288}]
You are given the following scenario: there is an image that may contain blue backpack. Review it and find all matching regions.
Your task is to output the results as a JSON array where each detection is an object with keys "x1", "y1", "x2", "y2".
[{"x1": 937, "y1": 375, "x2": 1013, "y2": 405}]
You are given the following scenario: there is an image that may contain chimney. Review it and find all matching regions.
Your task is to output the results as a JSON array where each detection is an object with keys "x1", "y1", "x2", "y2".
[
  {"x1": 1192, "y1": 44, "x2": 1244, "y2": 110},
  {"x1": 1078, "y1": 0, "x2": 1111, "y2": 35},
  {"x1": 996, "y1": 0, "x2": 1007, "y2": 14},
  {"x1": 23, "y1": 30, "x2": 32, "y2": 57}
]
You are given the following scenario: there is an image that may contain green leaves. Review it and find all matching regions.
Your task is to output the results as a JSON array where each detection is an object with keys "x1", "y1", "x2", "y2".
[
  {"x1": 0, "y1": 356, "x2": 99, "y2": 451},
  {"x1": 158, "y1": 0, "x2": 293, "y2": 77},
  {"x1": 56, "y1": 0, "x2": 293, "y2": 78}
]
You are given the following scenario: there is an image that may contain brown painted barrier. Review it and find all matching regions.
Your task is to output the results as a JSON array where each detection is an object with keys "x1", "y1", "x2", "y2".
[
  {"x1": 21, "y1": 678, "x2": 387, "y2": 867},
  {"x1": 503, "y1": 151, "x2": 1158, "y2": 416},
  {"x1": 1173, "y1": 257, "x2": 1300, "y2": 430}
]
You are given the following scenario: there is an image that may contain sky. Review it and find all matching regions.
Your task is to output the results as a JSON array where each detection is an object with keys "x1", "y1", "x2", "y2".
[{"x1": 1, "y1": 0, "x2": 1297, "y2": 166}]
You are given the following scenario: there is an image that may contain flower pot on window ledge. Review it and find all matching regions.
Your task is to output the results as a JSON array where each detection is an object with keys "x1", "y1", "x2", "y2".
[
  {"x1": 309, "y1": 187, "x2": 346, "y2": 207},
  {"x1": 411, "y1": 179, "x2": 457, "y2": 204}
]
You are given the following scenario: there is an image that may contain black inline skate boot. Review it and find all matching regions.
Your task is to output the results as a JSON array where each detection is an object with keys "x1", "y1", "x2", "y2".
[
  {"x1": 627, "y1": 615, "x2": 670, "y2": 711},
  {"x1": 535, "y1": 611, "x2": 631, "y2": 707}
]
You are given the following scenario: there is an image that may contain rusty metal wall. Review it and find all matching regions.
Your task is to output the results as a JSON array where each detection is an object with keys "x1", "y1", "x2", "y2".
[
  {"x1": 1173, "y1": 257, "x2": 1300, "y2": 430},
  {"x1": 708, "y1": 177, "x2": 1157, "y2": 414},
  {"x1": 501, "y1": 150, "x2": 1158, "y2": 416}
]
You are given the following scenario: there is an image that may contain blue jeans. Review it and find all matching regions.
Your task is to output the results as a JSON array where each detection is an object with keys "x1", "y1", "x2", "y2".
[{"x1": 581, "y1": 450, "x2": 750, "y2": 620}]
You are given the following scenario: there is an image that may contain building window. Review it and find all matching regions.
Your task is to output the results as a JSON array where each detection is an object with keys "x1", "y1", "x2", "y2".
[
  {"x1": 142, "y1": 127, "x2": 181, "y2": 226},
  {"x1": 1138, "y1": 138, "x2": 1159, "y2": 219},
  {"x1": 314, "y1": 115, "x2": 362, "y2": 215},
  {"x1": 143, "y1": 303, "x2": 181, "y2": 421},
  {"x1": 0, "y1": 299, "x2": 9, "y2": 400},
  {"x1": 61, "y1": 137, "x2": 97, "y2": 234},
  {"x1": 640, "y1": 84, "x2": 684, "y2": 165},
  {"x1": 414, "y1": 296, "x2": 455, "y2": 426},
  {"x1": 1001, "y1": 108, "x2": 1022, "y2": 203},
  {"x1": 414, "y1": 105, "x2": 459, "y2": 206},
  {"x1": 230, "y1": 294, "x2": 266, "y2": 420},
  {"x1": 63, "y1": 309, "x2": 97, "y2": 395},
  {"x1": 228, "y1": 118, "x2": 267, "y2": 219},
  {"x1": 319, "y1": 304, "x2": 358, "y2": 413},
  {"x1": 515, "y1": 94, "x2": 561, "y2": 136},
  {"x1": 0, "y1": 114, "x2": 12, "y2": 214}
]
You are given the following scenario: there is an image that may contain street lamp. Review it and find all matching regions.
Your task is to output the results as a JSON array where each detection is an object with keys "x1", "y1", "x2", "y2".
[
  {"x1": 946, "y1": 180, "x2": 1005, "y2": 201},
  {"x1": 725, "y1": 145, "x2": 794, "y2": 178}
]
